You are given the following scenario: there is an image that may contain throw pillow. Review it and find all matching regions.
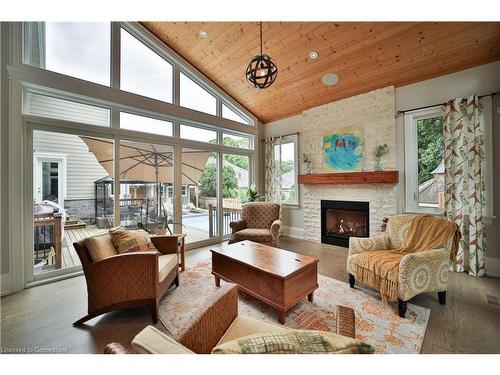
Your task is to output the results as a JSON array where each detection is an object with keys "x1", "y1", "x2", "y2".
[
  {"x1": 109, "y1": 226, "x2": 157, "y2": 254},
  {"x1": 84, "y1": 233, "x2": 118, "y2": 262},
  {"x1": 211, "y1": 329, "x2": 374, "y2": 354}
]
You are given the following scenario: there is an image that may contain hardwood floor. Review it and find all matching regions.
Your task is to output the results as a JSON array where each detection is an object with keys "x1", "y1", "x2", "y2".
[{"x1": 1, "y1": 237, "x2": 499, "y2": 354}]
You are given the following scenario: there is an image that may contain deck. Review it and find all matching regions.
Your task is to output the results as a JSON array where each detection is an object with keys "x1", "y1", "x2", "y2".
[{"x1": 58, "y1": 223, "x2": 211, "y2": 269}]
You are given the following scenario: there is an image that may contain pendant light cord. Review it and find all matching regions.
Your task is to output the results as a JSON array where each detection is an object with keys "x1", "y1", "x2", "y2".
[{"x1": 260, "y1": 21, "x2": 263, "y2": 55}]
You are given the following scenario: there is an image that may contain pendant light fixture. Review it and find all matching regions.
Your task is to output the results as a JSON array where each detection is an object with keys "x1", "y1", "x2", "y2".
[{"x1": 246, "y1": 22, "x2": 278, "y2": 89}]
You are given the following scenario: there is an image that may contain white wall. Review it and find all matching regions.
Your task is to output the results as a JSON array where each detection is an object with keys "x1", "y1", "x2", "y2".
[{"x1": 261, "y1": 61, "x2": 500, "y2": 274}]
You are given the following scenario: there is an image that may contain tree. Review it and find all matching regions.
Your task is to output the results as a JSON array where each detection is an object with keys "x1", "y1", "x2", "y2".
[
  {"x1": 417, "y1": 116, "x2": 444, "y2": 184},
  {"x1": 280, "y1": 159, "x2": 295, "y2": 174},
  {"x1": 222, "y1": 137, "x2": 249, "y2": 170},
  {"x1": 208, "y1": 137, "x2": 250, "y2": 170},
  {"x1": 198, "y1": 163, "x2": 239, "y2": 198}
]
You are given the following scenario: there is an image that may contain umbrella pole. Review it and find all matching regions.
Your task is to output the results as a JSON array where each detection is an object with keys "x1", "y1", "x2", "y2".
[{"x1": 155, "y1": 154, "x2": 161, "y2": 219}]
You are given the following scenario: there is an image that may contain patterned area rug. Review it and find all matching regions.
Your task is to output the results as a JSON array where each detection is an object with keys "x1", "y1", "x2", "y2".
[{"x1": 158, "y1": 259, "x2": 430, "y2": 354}]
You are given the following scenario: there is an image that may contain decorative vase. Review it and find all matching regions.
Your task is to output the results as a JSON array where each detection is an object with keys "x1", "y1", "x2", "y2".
[{"x1": 304, "y1": 161, "x2": 312, "y2": 174}]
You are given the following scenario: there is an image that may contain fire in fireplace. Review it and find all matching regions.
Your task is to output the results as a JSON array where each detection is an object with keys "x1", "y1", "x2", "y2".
[{"x1": 321, "y1": 200, "x2": 369, "y2": 247}]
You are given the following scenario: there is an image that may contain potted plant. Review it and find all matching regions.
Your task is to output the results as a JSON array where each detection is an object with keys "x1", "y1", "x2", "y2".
[
  {"x1": 244, "y1": 183, "x2": 263, "y2": 202},
  {"x1": 155, "y1": 204, "x2": 184, "y2": 235}
]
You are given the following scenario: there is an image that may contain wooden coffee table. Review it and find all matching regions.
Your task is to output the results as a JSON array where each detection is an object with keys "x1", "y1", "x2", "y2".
[{"x1": 210, "y1": 240, "x2": 319, "y2": 324}]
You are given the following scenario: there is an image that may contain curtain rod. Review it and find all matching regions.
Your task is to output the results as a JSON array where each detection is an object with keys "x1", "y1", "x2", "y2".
[
  {"x1": 260, "y1": 131, "x2": 300, "y2": 142},
  {"x1": 396, "y1": 91, "x2": 497, "y2": 116}
]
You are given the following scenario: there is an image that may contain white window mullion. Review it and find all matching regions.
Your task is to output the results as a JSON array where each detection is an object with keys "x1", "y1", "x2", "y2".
[{"x1": 110, "y1": 22, "x2": 121, "y2": 90}]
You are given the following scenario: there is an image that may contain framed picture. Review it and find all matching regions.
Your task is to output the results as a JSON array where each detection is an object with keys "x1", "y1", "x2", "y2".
[{"x1": 321, "y1": 127, "x2": 363, "y2": 172}]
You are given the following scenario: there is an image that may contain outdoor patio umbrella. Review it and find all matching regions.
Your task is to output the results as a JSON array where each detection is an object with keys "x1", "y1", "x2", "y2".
[{"x1": 80, "y1": 136, "x2": 211, "y2": 216}]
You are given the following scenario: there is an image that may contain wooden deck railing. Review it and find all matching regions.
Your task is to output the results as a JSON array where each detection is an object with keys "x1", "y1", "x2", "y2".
[
  {"x1": 33, "y1": 213, "x2": 62, "y2": 269},
  {"x1": 208, "y1": 204, "x2": 242, "y2": 237}
]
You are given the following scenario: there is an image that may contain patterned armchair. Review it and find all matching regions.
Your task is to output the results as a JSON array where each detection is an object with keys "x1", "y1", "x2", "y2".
[
  {"x1": 347, "y1": 215, "x2": 454, "y2": 318},
  {"x1": 229, "y1": 202, "x2": 281, "y2": 247}
]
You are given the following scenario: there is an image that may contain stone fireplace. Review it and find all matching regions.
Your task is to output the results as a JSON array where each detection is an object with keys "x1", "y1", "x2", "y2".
[
  {"x1": 301, "y1": 86, "x2": 398, "y2": 243},
  {"x1": 321, "y1": 200, "x2": 369, "y2": 247}
]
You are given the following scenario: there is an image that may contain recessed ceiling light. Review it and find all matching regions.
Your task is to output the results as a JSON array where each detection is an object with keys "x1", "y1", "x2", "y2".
[
  {"x1": 322, "y1": 73, "x2": 339, "y2": 86},
  {"x1": 199, "y1": 29, "x2": 208, "y2": 38},
  {"x1": 309, "y1": 51, "x2": 319, "y2": 60}
]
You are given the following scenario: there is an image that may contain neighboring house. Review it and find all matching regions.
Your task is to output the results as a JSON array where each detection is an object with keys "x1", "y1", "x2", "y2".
[
  {"x1": 418, "y1": 160, "x2": 445, "y2": 207},
  {"x1": 281, "y1": 170, "x2": 295, "y2": 190},
  {"x1": 207, "y1": 156, "x2": 249, "y2": 189},
  {"x1": 229, "y1": 162, "x2": 249, "y2": 189},
  {"x1": 33, "y1": 131, "x2": 109, "y2": 222}
]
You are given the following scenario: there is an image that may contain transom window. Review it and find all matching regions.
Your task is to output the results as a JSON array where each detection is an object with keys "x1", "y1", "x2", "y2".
[
  {"x1": 120, "y1": 112, "x2": 173, "y2": 137},
  {"x1": 222, "y1": 103, "x2": 251, "y2": 125},
  {"x1": 24, "y1": 22, "x2": 111, "y2": 86},
  {"x1": 120, "y1": 28, "x2": 173, "y2": 103},
  {"x1": 179, "y1": 72, "x2": 217, "y2": 115}
]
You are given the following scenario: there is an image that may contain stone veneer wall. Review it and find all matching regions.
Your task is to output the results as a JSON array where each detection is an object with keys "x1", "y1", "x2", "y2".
[{"x1": 301, "y1": 86, "x2": 398, "y2": 242}]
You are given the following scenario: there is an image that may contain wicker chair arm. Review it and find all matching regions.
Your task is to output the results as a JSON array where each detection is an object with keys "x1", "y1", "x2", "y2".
[
  {"x1": 104, "y1": 343, "x2": 130, "y2": 354},
  {"x1": 229, "y1": 219, "x2": 246, "y2": 233},
  {"x1": 270, "y1": 219, "x2": 282, "y2": 240},
  {"x1": 336, "y1": 305, "x2": 356, "y2": 339},
  {"x1": 151, "y1": 235, "x2": 180, "y2": 256},
  {"x1": 84, "y1": 251, "x2": 159, "y2": 311},
  {"x1": 176, "y1": 284, "x2": 239, "y2": 354},
  {"x1": 348, "y1": 234, "x2": 391, "y2": 256}
]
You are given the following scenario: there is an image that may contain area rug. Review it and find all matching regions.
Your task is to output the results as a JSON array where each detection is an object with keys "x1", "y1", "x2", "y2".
[{"x1": 158, "y1": 259, "x2": 430, "y2": 354}]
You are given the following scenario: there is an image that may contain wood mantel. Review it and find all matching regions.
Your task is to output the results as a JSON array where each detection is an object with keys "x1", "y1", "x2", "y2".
[{"x1": 298, "y1": 170, "x2": 399, "y2": 185}]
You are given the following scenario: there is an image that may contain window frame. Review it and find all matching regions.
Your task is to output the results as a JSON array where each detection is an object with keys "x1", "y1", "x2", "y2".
[
  {"x1": 119, "y1": 26, "x2": 175, "y2": 104},
  {"x1": 5, "y1": 21, "x2": 262, "y2": 290},
  {"x1": 275, "y1": 134, "x2": 299, "y2": 206},
  {"x1": 404, "y1": 106, "x2": 444, "y2": 215}
]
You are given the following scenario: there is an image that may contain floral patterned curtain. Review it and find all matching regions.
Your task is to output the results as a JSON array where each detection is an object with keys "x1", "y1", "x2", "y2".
[
  {"x1": 443, "y1": 95, "x2": 486, "y2": 276},
  {"x1": 264, "y1": 136, "x2": 282, "y2": 203}
]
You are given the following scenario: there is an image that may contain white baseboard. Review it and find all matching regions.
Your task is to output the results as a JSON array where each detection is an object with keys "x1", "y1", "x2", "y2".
[
  {"x1": 281, "y1": 226, "x2": 304, "y2": 239},
  {"x1": 486, "y1": 257, "x2": 500, "y2": 278},
  {"x1": 1, "y1": 273, "x2": 11, "y2": 296}
]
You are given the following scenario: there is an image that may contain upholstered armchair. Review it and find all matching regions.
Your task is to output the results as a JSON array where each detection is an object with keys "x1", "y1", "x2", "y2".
[
  {"x1": 229, "y1": 202, "x2": 281, "y2": 247},
  {"x1": 73, "y1": 234, "x2": 180, "y2": 325},
  {"x1": 347, "y1": 215, "x2": 454, "y2": 318}
]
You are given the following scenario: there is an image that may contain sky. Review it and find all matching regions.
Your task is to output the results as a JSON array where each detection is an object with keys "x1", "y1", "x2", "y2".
[{"x1": 42, "y1": 22, "x2": 247, "y2": 125}]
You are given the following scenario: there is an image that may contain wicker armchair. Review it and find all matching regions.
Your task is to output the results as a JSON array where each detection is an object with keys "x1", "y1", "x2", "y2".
[
  {"x1": 229, "y1": 202, "x2": 281, "y2": 247},
  {"x1": 347, "y1": 215, "x2": 455, "y2": 318},
  {"x1": 73, "y1": 234, "x2": 180, "y2": 326},
  {"x1": 104, "y1": 284, "x2": 359, "y2": 354}
]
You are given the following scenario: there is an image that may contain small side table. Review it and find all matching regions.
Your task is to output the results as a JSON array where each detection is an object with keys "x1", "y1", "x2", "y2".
[{"x1": 177, "y1": 234, "x2": 186, "y2": 272}]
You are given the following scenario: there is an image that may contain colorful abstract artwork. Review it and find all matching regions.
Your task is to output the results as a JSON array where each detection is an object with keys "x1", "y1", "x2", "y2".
[{"x1": 322, "y1": 127, "x2": 363, "y2": 172}]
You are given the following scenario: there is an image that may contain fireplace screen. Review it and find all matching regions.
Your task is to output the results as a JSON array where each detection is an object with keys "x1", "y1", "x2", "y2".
[{"x1": 321, "y1": 200, "x2": 369, "y2": 247}]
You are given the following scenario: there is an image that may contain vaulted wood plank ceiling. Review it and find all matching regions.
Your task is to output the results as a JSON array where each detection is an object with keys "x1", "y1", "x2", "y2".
[{"x1": 142, "y1": 22, "x2": 500, "y2": 123}]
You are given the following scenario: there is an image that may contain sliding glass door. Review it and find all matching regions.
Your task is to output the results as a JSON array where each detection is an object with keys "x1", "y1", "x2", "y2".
[
  {"x1": 32, "y1": 130, "x2": 112, "y2": 277},
  {"x1": 181, "y1": 148, "x2": 220, "y2": 244}
]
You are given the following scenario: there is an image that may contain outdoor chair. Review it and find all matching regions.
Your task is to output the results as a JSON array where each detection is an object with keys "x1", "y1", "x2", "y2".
[{"x1": 73, "y1": 234, "x2": 180, "y2": 325}]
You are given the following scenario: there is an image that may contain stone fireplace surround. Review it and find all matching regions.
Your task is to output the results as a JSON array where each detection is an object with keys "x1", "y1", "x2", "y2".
[{"x1": 301, "y1": 86, "x2": 398, "y2": 243}]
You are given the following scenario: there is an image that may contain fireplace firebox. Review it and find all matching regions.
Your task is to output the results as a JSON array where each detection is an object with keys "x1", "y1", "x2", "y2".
[{"x1": 321, "y1": 200, "x2": 369, "y2": 247}]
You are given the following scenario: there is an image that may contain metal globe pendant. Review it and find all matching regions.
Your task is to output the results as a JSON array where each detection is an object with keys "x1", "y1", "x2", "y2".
[
  {"x1": 246, "y1": 22, "x2": 278, "y2": 89},
  {"x1": 246, "y1": 54, "x2": 278, "y2": 89}
]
